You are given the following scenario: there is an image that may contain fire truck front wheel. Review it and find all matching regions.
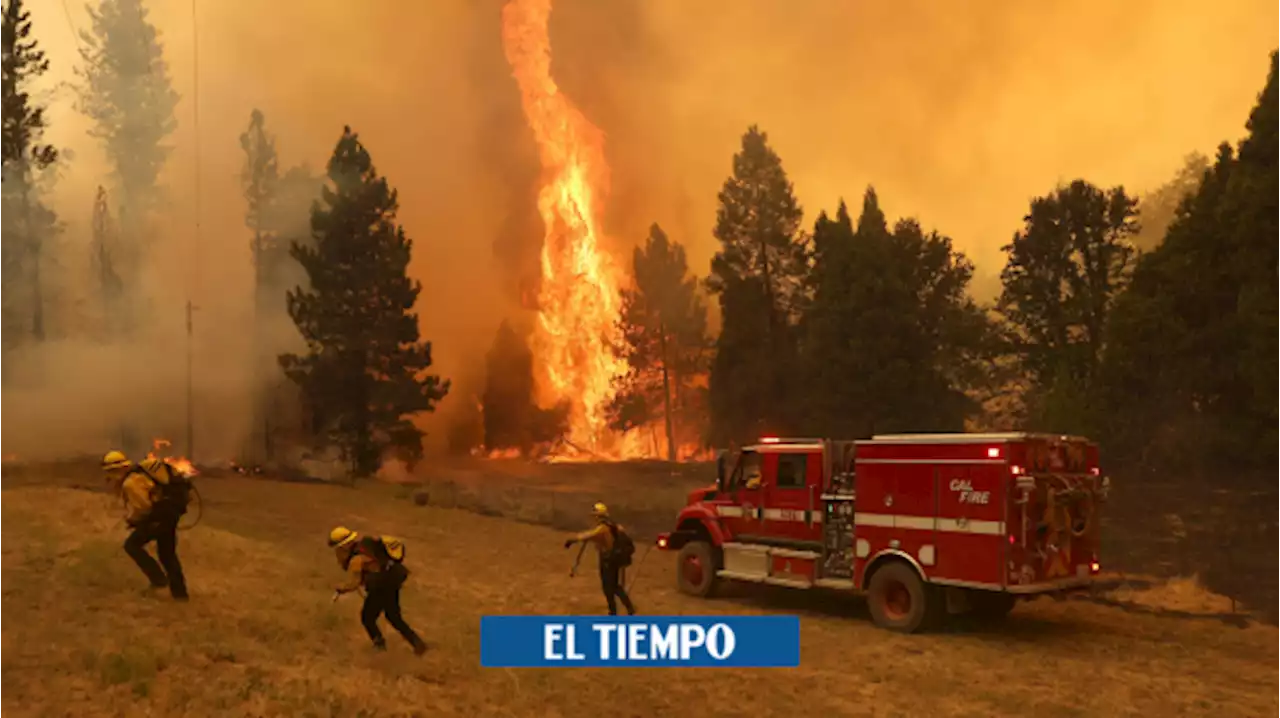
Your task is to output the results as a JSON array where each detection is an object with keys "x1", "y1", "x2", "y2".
[
  {"x1": 676, "y1": 541, "x2": 719, "y2": 598},
  {"x1": 867, "y1": 561, "x2": 943, "y2": 633}
]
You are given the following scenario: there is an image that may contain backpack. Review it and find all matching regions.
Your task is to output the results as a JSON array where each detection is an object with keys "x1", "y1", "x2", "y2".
[
  {"x1": 604, "y1": 521, "x2": 635, "y2": 567},
  {"x1": 358, "y1": 535, "x2": 406, "y2": 570},
  {"x1": 138, "y1": 460, "x2": 193, "y2": 516}
]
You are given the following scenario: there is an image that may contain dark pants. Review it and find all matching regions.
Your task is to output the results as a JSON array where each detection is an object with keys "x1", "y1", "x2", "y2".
[
  {"x1": 361, "y1": 567, "x2": 424, "y2": 651},
  {"x1": 600, "y1": 559, "x2": 636, "y2": 616},
  {"x1": 123, "y1": 512, "x2": 188, "y2": 599}
]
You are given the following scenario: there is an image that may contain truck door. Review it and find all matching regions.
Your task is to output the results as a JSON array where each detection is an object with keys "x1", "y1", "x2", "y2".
[
  {"x1": 722, "y1": 450, "x2": 764, "y2": 539},
  {"x1": 761, "y1": 449, "x2": 823, "y2": 548}
]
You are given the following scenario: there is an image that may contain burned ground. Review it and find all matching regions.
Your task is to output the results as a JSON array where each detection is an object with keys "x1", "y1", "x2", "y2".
[{"x1": 1, "y1": 465, "x2": 1276, "y2": 717}]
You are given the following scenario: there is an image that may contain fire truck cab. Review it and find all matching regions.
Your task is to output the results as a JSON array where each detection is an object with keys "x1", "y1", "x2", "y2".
[{"x1": 656, "y1": 433, "x2": 1109, "y2": 633}]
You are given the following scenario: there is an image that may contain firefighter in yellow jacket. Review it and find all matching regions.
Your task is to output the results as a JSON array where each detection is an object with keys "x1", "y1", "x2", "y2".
[
  {"x1": 564, "y1": 502, "x2": 637, "y2": 616},
  {"x1": 328, "y1": 527, "x2": 428, "y2": 655},
  {"x1": 101, "y1": 451, "x2": 190, "y2": 600}
]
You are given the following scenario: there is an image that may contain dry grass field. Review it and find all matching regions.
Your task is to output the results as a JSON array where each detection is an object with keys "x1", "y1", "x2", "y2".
[{"x1": 2, "y1": 469, "x2": 1276, "y2": 717}]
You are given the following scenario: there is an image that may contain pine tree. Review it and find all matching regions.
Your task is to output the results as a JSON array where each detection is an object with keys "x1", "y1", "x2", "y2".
[
  {"x1": 280, "y1": 127, "x2": 450, "y2": 476},
  {"x1": 997, "y1": 180, "x2": 1138, "y2": 431},
  {"x1": 1105, "y1": 147, "x2": 1243, "y2": 470},
  {"x1": 77, "y1": 0, "x2": 178, "y2": 303},
  {"x1": 1223, "y1": 50, "x2": 1280, "y2": 455},
  {"x1": 240, "y1": 109, "x2": 279, "y2": 320},
  {"x1": 2, "y1": 0, "x2": 59, "y2": 357},
  {"x1": 609, "y1": 224, "x2": 709, "y2": 460},
  {"x1": 707, "y1": 126, "x2": 808, "y2": 444},
  {"x1": 801, "y1": 188, "x2": 995, "y2": 437},
  {"x1": 1102, "y1": 51, "x2": 1277, "y2": 474},
  {"x1": 240, "y1": 109, "x2": 280, "y2": 461},
  {"x1": 481, "y1": 320, "x2": 567, "y2": 454}
]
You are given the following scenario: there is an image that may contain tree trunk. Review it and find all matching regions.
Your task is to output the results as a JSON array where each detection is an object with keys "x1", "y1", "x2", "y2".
[{"x1": 658, "y1": 321, "x2": 677, "y2": 462}]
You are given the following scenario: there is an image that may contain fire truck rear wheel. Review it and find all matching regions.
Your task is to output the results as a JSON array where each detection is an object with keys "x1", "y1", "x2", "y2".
[
  {"x1": 676, "y1": 541, "x2": 718, "y2": 598},
  {"x1": 867, "y1": 561, "x2": 941, "y2": 633}
]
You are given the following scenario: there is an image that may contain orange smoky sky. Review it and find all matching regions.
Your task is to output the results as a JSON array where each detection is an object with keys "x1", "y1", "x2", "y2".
[{"x1": 22, "y1": 0, "x2": 1278, "y2": 455}]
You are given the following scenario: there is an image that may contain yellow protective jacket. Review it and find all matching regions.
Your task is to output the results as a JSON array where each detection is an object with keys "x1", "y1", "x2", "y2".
[
  {"x1": 574, "y1": 521, "x2": 622, "y2": 556},
  {"x1": 118, "y1": 458, "x2": 178, "y2": 526},
  {"x1": 334, "y1": 538, "x2": 405, "y2": 594},
  {"x1": 335, "y1": 553, "x2": 379, "y2": 594}
]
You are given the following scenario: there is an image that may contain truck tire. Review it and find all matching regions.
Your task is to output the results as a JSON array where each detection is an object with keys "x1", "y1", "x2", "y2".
[
  {"x1": 676, "y1": 541, "x2": 718, "y2": 598},
  {"x1": 968, "y1": 591, "x2": 1016, "y2": 622},
  {"x1": 867, "y1": 561, "x2": 942, "y2": 633}
]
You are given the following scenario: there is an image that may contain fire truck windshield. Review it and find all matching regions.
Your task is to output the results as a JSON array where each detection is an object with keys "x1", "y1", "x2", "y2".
[{"x1": 725, "y1": 451, "x2": 761, "y2": 490}]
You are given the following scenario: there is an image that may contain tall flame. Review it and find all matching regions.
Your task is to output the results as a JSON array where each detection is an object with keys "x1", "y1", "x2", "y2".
[{"x1": 501, "y1": 0, "x2": 636, "y2": 458}]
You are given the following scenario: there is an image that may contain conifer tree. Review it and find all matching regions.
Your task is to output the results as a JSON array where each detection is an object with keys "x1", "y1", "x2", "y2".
[
  {"x1": 609, "y1": 224, "x2": 709, "y2": 459},
  {"x1": 280, "y1": 127, "x2": 449, "y2": 476},
  {"x1": 801, "y1": 188, "x2": 994, "y2": 437},
  {"x1": 2, "y1": 0, "x2": 59, "y2": 355},
  {"x1": 1101, "y1": 52, "x2": 1278, "y2": 474},
  {"x1": 706, "y1": 126, "x2": 808, "y2": 443},
  {"x1": 77, "y1": 0, "x2": 178, "y2": 312},
  {"x1": 240, "y1": 109, "x2": 280, "y2": 460},
  {"x1": 240, "y1": 109, "x2": 279, "y2": 321},
  {"x1": 997, "y1": 180, "x2": 1138, "y2": 431}
]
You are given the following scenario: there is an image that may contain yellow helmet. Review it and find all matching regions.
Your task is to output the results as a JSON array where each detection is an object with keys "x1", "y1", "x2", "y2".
[
  {"x1": 591, "y1": 502, "x2": 609, "y2": 518},
  {"x1": 101, "y1": 450, "x2": 131, "y2": 471},
  {"x1": 328, "y1": 526, "x2": 358, "y2": 548}
]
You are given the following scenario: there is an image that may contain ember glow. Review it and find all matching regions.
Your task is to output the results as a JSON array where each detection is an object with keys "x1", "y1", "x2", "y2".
[{"x1": 500, "y1": 0, "x2": 644, "y2": 460}]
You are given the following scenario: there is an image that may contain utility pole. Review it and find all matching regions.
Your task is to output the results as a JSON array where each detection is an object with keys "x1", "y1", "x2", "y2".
[
  {"x1": 187, "y1": 0, "x2": 201, "y2": 462},
  {"x1": 186, "y1": 300, "x2": 196, "y2": 459}
]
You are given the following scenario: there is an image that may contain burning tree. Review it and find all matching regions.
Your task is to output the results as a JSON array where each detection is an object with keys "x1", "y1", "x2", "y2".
[
  {"x1": 501, "y1": 0, "x2": 638, "y2": 458},
  {"x1": 608, "y1": 224, "x2": 710, "y2": 460},
  {"x1": 280, "y1": 126, "x2": 450, "y2": 477}
]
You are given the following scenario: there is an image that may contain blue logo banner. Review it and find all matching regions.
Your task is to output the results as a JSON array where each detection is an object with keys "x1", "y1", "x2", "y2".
[{"x1": 479, "y1": 615, "x2": 801, "y2": 668}]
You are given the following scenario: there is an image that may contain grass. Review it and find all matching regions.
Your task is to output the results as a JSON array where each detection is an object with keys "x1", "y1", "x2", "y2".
[{"x1": 1, "y1": 472, "x2": 1277, "y2": 717}]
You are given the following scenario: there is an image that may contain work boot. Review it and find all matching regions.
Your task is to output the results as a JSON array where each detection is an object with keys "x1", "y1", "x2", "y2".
[
  {"x1": 411, "y1": 637, "x2": 428, "y2": 656},
  {"x1": 372, "y1": 638, "x2": 387, "y2": 652}
]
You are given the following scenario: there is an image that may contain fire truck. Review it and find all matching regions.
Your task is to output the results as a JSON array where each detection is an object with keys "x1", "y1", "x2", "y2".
[{"x1": 655, "y1": 433, "x2": 1109, "y2": 633}]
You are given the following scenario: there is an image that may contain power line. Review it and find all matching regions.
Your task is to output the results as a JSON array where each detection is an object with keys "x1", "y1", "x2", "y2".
[{"x1": 58, "y1": 0, "x2": 80, "y2": 41}]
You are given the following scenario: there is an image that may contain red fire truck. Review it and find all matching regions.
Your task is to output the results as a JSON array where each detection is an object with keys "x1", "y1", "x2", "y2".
[{"x1": 655, "y1": 433, "x2": 1109, "y2": 633}]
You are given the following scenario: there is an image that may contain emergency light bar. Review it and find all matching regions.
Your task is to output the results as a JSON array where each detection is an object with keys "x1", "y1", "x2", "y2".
[{"x1": 757, "y1": 437, "x2": 823, "y2": 444}]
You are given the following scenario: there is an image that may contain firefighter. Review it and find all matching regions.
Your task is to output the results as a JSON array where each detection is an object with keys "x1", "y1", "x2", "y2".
[
  {"x1": 563, "y1": 502, "x2": 637, "y2": 616},
  {"x1": 101, "y1": 450, "x2": 190, "y2": 601},
  {"x1": 328, "y1": 527, "x2": 428, "y2": 655}
]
